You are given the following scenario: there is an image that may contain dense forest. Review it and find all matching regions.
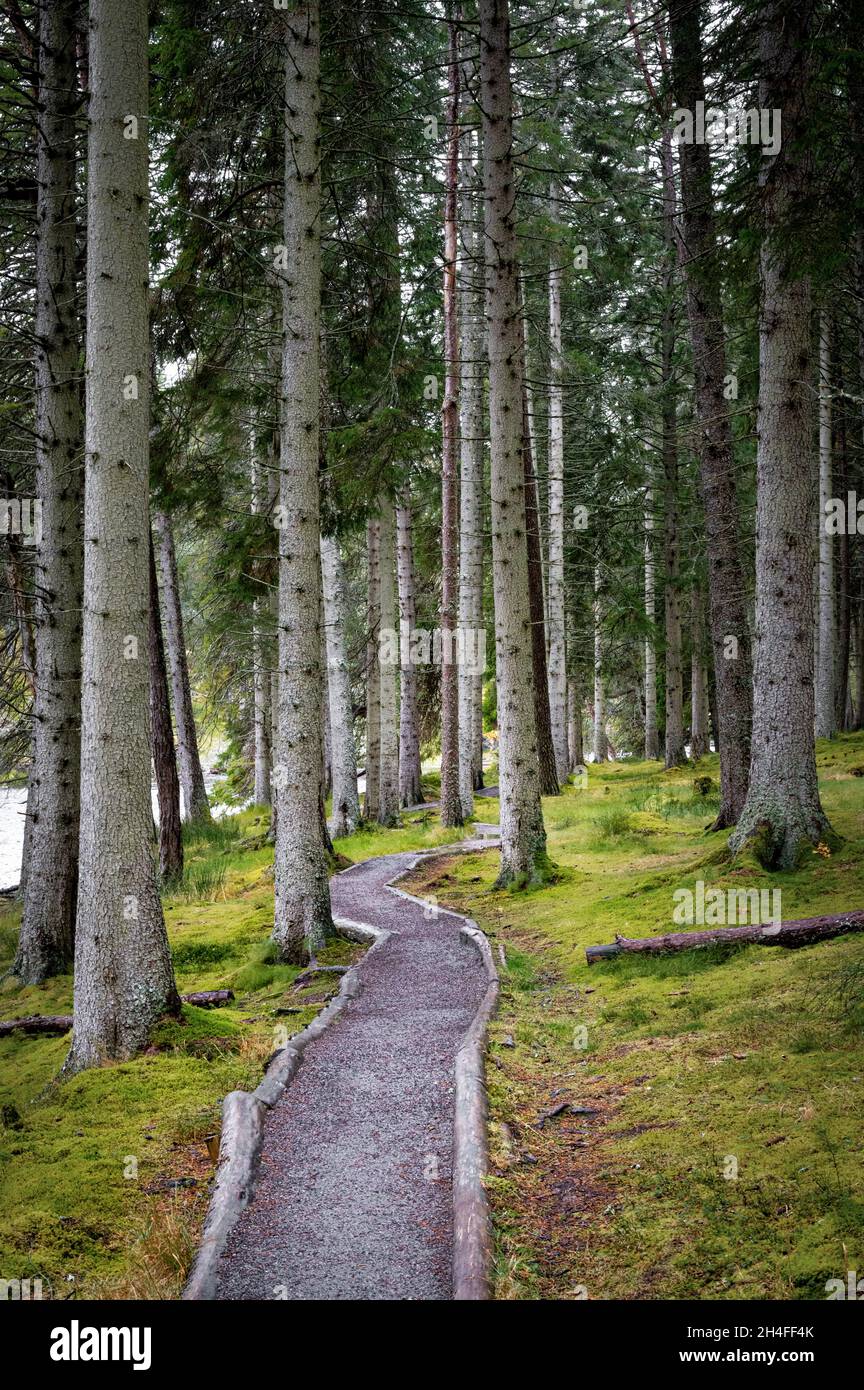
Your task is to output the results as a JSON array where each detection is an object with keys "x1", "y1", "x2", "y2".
[{"x1": 0, "y1": 0, "x2": 863, "y2": 1328}]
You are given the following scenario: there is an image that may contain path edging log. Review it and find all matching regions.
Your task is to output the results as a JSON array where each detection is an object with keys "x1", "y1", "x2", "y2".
[
  {"x1": 183, "y1": 913, "x2": 390, "y2": 1300},
  {"x1": 586, "y1": 909, "x2": 864, "y2": 964},
  {"x1": 453, "y1": 923, "x2": 499, "y2": 1299}
]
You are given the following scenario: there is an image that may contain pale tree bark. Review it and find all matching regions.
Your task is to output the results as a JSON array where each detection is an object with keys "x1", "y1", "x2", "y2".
[
  {"x1": 547, "y1": 180, "x2": 568, "y2": 780},
  {"x1": 474, "y1": 673, "x2": 485, "y2": 787},
  {"x1": 669, "y1": 0, "x2": 753, "y2": 820},
  {"x1": 690, "y1": 592, "x2": 709, "y2": 760},
  {"x1": 856, "y1": 235, "x2": 864, "y2": 731},
  {"x1": 479, "y1": 0, "x2": 547, "y2": 883},
  {"x1": 730, "y1": 0, "x2": 831, "y2": 869},
  {"x1": 567, "y1": 661, "x2": 584, "y2": 771},
  {"x1": 815, "y1": 313, "x2": 835, "y2": 739},
  {"x1": 660, "y1": 129, "x2": 685, "y2": 769},
  {"x1": 376, "y1": 494, "x2": 400, "y2": 826},
  {"x1": 320, "y1": 534, "x2": 360, "y2": 836},
  {"x1": 457, "y1": 127, "x2": 485, "y2": 817},
  {"x1": 662, "y1": 438, "x2": 685, "y2": 765},
  {"x1": 153, "y1": 510, "x2": 210, "y2": 822},
  {"x1": 440, "y1": 11, "x2": 462, "y2": 828},
  {"x1": 592, "y1": 564, "x2": 608, "y2": 762},
  {"x1": 364, "y1": 515, "x2": 381, "y2": 820},
  {"x1": 15, "y1": 0, "x2": 83, "y2": 983},
  {"x1": 271, "y1": 0, "x2": 334, "y2": 963},
  {"x1": 265, "y1": 326, "x2": 281, "y2": 821},
  {"x1": 66, "y1": 0, "x2": 180, "y2": 1071},
  {"x1": 149, "y1": 531, "x2": 183, "y2": 882},
  {"x1": 268, "y1": 456, "x2": 280, "y2": 832},
  {"x1": 643, "y1": 484, "x2": 660, "y2": 759},
  {"x1": 252, "y1": 618, "x2": 272, "y2": 803},
  {"x1": 834, "y1": 399, "x2": 852, "y2": 730},
  {"x1": 320, "y1": 588, "x2": 333, "y2": 837},
  {"x1": 522, "y1": 369, "x2": 559, "y2": 795},
  {"x1": 250, "y1": 442, "x2": 271, "y2": 805},
  {"x1": 268, "y1": 598, "x2": 280, "y2": 836},
  {"x1": 396, "y1": 493, "x2": 423, "y2": 807},
  {"x1": 321, "y1": 619, "x2": 332, "y2": 797}
]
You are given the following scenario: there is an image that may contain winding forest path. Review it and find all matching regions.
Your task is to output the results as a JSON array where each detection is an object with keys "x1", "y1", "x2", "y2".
[{"x1": 214, "y1": 802, "x2": 499, "y2": 1302}]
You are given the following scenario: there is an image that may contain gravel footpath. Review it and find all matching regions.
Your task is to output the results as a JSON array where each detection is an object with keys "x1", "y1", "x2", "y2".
[{"x1": 214, "y1": 845, "x2": 489, "y2": 1301}]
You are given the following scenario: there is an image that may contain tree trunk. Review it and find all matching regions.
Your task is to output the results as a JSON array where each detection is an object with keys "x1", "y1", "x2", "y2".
[
  {"x1": 252, "y1": 615, "x2": 272, "y2": 804},
  {"x1": 662, "y1": 435, "x2": 685, "y2": 766},
  {"x1": 250, "y1": 444, "x2": 272, "y2": 806},
  {"x1": 834, "y1": 386, "x2": 852, "y2": 731},
  {"x1": 856, "y1": 238, "x2": 864, "y2": 731},
  {"x1": 153, "y1": 510, "x2": 211, "y2": 822},
  {"x1": 15, "y1": 0, "x2": 83, "y2": 984},
  {"x1": 66, "y1": 0, "x2": 180, "y2": 1071},
  {"x1": 660, "y1": 136, "x2": 685, "y2": 769},
  {"x1": 567, "y1": 666, "x2": 584, "y2": 770},
  {"x1": 320, "y1": 605, "x2": 333, "y2": 863},
  {"x1": 708, "y1": 669, "x2": 720, "y2": 752},
  {"x1": 440, "y1": 12, "x2": 462, "y2": 828},
  {"x1": 320, "y1": 534, "x2": 360, "y2": 836},
  {"x1": 457, "y1": 128, "x2": 485, "y2": 817},
  {"x1": 815, "y1": 313, "x2": 835, "y2": 739},
  {"x1": 478, "y1": 0, "x2": 547, "y2": 884},
  {"x1": 149, "y1": 530, "x2": 183, "y2": 882},
  {"x1": 643, "y1": 484, "x2": 660, "y2": 759},
  {"x1": 396, "y1": 493, "x2": 424, "y2": 807},
  {"x1": 729, "y1": 0, "x2": 831, "y2": 869},
  {"x1": 377, "y1": 494, "x2": 400, "y2": 826},
  {"x1": 269, "y1": 587, "x2": 280, "y2": 838},
  {"x1": 364, "y1": 516, "x2": 381, "y2": 820},
  {"x1": 690, "y1": 593, "x2": 709, "y2": 760},
  {"x1": 271, "y1": 0, "x2": 334, "y2": 964},
  {"x1": 547, "y1": 181, "x2": 568, "y2": 780},
  {"x1": 523, "y1": 372, "x2": 559, "y2": 795},
  {"x1": 668, "y1": 0, "x2": 753, "y2": 818},
  {"x1": 267, "y1": 400, "x2": 280, "y2": 826},
  {"x1": 592, "y1": 564, "x2": 608, "y2": 762}
]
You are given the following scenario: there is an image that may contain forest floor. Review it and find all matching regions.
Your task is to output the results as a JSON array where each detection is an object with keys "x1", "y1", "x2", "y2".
[{"x1": 0, "y1": 739, "x2": 863, "y2": 1300}]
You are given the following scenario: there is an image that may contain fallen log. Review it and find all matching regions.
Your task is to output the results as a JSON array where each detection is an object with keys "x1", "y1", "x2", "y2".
[
  {"x1": 0, "y1": 989, "x2": 235, "y2": 1037},
  {"x1": 182, "y1": 989, "x2": 234, "y2": 1008},
  {"x1": 586, "y1": 910, "x2": 864, "y2": 964},
  {"x1": 0, "y1": 1014, "x2": 72, "y2": 1037}
]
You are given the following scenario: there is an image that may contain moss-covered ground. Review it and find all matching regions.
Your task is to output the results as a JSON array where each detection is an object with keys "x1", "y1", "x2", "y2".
[{"x1": 1, "y1": 739, "x2": 862, "y2": 1300}]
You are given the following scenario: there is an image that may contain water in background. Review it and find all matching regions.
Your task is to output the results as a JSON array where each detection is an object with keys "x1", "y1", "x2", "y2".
[{"x1": 0, "y1": 762, "x2": 230, "y2": 892}]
